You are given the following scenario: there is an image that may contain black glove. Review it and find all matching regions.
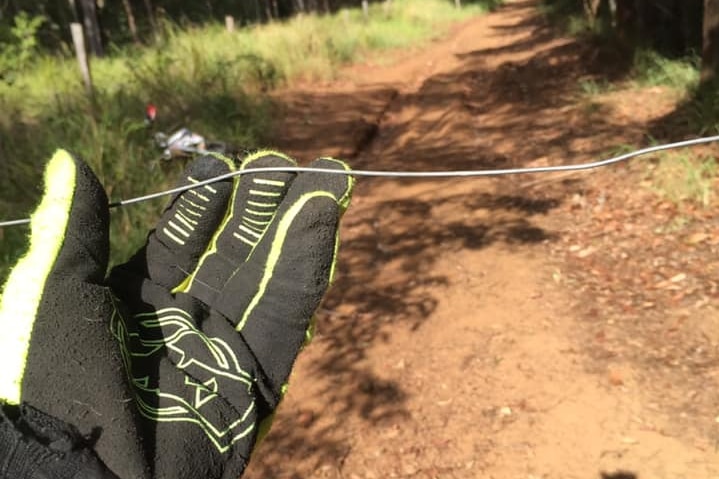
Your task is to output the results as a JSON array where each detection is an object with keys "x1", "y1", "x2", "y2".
[
  {"x1": 0, "y1": 149, "x2": 353, "y2": 478},
  {"x1": 0, "y1": 403, "x2": 120, "y2": 479}
]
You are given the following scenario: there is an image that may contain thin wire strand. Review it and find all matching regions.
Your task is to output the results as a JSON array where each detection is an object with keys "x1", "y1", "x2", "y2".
[{"x1": 2, "y1": 135, "x2": 719, "y2": 228}]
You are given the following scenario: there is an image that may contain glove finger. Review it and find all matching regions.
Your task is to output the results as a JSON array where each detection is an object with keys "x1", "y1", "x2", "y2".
[
  {"x1": 0, "y1": 152, "x2": 109, "y2": 389},
  {"x1": 112, "y1": 154, "x2": 235, "y2": 291},
  {"x1": 216, "y1": 157, "x2": 353, "y2": 398},
  {"x1": 181, "y1": 151, "x2": 297, "y2": 304}
]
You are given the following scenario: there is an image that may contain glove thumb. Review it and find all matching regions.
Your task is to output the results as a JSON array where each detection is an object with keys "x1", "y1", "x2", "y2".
[
  {"x1": 28, "y1": 149, "x2": 110, "y2": 283},
  {"x1": 0, "y1": 149, "x2": 110, "y2": 404},
  {"x1": 0, "y1": 151, "x2": 150, "y2": 478}
]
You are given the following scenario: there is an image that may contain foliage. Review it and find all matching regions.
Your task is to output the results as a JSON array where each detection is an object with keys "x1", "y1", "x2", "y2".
[
  {"x1": 577, "y1": 77, "x2": 612, "y2": 96},
  {"x1": 0, "y1": 0, "x2": 485, "y2": 284},
  {"x1": 630, "y1": 49, "x2": 700, "y2": 91},
  {"x1": 0, "y1": 13, "x2": 46, "y2": 82},
  {"x1": 539, "y1": 0, "x2": 597, "y2": 36},
  {"x1": 649, "y1": 153, "x2": 717, "y2": 207},
  {"x1": 541, "y1": 1, "x2": 702, "y2": 55},
  {"x1": 541, "y1": 1, "x2": 719, "y2": 210},
  {"x1": 0, "y1": 0, "x2": 503, "y2": 52},
  {"x1": 687, "y1": 84, "x2": 719, "y2": 134}
]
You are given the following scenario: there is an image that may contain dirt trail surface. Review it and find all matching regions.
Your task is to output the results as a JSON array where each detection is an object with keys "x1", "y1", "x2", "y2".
[{"x1": 246, "y1": 1, "x2": 719, "y2": 478}]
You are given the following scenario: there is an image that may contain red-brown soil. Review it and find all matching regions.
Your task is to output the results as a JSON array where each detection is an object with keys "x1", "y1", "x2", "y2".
[{"x1": 246, "y1": 1, "x2": 719, "y2": 478}]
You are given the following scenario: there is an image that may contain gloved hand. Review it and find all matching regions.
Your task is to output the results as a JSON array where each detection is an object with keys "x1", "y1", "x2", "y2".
[{"x1": 0, "y1": 149, "x2": 353, "y2": 478}]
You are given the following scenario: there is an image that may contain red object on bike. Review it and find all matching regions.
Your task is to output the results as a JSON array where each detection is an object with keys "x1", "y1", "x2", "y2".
[{"x1": 145, "y1": 103, "x2": 157, "y2": 123}]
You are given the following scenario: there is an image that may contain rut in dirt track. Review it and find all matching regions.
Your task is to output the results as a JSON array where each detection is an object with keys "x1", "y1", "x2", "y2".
[{"x1": 244, "y1": 1, "x2": 719, "y2": 478}]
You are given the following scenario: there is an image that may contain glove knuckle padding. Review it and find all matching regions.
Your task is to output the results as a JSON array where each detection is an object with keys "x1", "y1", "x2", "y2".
[
  {"x1": 115, "y1": 155, "x2": 235, "y2": 290},
  {"x1": 105, "y1": 152, "x2": 357, "y2": 477},
  {"x1": 184, "y1": 153, "x2": 297, "y2": 305}
]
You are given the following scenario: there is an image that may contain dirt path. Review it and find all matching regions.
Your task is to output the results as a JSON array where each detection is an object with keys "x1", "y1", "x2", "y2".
[{"x1": 246, "y1": 1, "x2": 719, "y2": 478}]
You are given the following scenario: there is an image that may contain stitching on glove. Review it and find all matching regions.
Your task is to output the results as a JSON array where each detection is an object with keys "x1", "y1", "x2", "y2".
[
  {"x1": 236, "y1": 191, "x2": 337, "y2": 331},
  {"x1": 175, "y1": 151, "x2": 298, "y2": 295}
]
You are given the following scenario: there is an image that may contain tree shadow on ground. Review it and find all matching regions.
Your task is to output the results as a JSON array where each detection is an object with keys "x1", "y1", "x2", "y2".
[
  {"x1": 247, "y1": 3, "x2": 663, "y2": 477},
  {"x1": 646, "y1": 81, "x2": 719, "y2": 142},
  {"x1": 601, "y1": 472, "x2": 638, "y2": 479},
  {"x1": 247, "y1": 180, "x2": 560, "y2": 477}
]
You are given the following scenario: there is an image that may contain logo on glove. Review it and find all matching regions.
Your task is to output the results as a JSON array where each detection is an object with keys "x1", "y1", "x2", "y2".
[{"x1": 112, "y1": 307, "x2": 257, "y2": 453}]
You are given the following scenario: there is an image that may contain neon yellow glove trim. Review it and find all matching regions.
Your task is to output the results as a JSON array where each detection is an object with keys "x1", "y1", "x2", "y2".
[
  {"x1": 176, "y1": 150, "x2": 297, "y2": 294},
  {"x1": 317, "y1": 157, "x2": 355, "y2": 212},
  {"x1": 236, "y1": 191, "x2": 337, "y2": 331},
  {"x1": 0, "y1": 150, "x2": 76, "y2": 404}
]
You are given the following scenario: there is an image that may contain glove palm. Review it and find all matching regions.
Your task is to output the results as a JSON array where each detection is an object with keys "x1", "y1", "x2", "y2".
[{"x1": 0, "y1": 150, "x2": 353, "y2": 479}]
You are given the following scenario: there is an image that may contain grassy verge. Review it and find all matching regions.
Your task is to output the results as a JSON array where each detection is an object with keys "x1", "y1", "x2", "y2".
[
  {"x1": 0, "y1": 0, "x2": 496, "y2": 283},
  {"x1": 648, "y1": 152, "x2": 717, "y2": 207},
  {"x1": 545, "y1": 5, "x2": 713, "y2": 211},
  {"x1": 605, "y1": 53, "x2": 712, "y2": 210},
  {"x1": 629, "y1": 49, "x2": 699, "y2": 91}
]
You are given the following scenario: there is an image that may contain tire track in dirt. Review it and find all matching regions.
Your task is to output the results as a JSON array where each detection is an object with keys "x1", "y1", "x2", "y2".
[{"x1": 248, "y1": 2, "x2": 719, "y2": 478}]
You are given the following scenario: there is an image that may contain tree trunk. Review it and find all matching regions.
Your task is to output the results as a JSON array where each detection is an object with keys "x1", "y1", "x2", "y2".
[
  {"x1": 614, "y1": 0, "x2": 637, "y2": 42},
  {"x1": 583, "y1": 0, "x2": 602, "y2": 24},
  {"x1": 679, "y1": 0, "x2": 703, "y2": 54},
  {"x1": 78, "y1": 0, "x2": 103, "y2": 57},
  {"x1": 142, "y1": 0, "x2": 157, "y2": 36},
  {"x1": 121, "y1": 0, "x2": 139, "y2": 43},
  {"x1": 68, "y1": 0, "x2": 80, "y2": 22},
  {"x1": 702, "y1": 0, "x2": 719, "y2": 85}
]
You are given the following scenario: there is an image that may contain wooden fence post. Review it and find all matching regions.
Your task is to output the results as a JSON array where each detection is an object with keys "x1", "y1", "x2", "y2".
[
  {"x1": 70, "y1": 22, "x2": 94, "y2": 98},
  {"x1": 225, "y1": 15, "x2": 235, "y2": 32}
]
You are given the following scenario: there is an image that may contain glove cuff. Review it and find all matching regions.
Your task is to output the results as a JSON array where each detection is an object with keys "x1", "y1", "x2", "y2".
[{"x1": 0, "y1": 402, "x2": 120, "y2": 479}]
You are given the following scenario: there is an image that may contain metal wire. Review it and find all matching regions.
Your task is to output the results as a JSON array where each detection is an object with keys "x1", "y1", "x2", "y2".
[{"x1": 2, "y1": 134, "x2": 719, "y2": 228}]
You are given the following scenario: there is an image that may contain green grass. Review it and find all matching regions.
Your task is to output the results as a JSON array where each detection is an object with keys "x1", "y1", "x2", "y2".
[
  {"x1": 0, "y1": 0, "x2": 492, "y2": 284},
  {"x1": 541, "y1": 1, "x2": 719, "y2": 210},
  {"x1": 609, "y1": 54, "x2": 716, "y2": 209},
  {"x1": 539, "y1": 0, "x2": 599, "y2": 37},
  {"x1": 630, "y1": 49, "x2": 700, "y2": 91},
  {"x1": 540, "y1": 1, "x2": 699, "y2": 96},
  {"x1": 649, "y1": 152, "x2": 717, "y2": 207},
  {"x1": 577, "y1": 77, "x2": 613, "y2": 96}
]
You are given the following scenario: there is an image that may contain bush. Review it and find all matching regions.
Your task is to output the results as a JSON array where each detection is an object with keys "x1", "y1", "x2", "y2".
[{"x1": 0, "y1": 13, "x2": 45, "y2": 83}]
